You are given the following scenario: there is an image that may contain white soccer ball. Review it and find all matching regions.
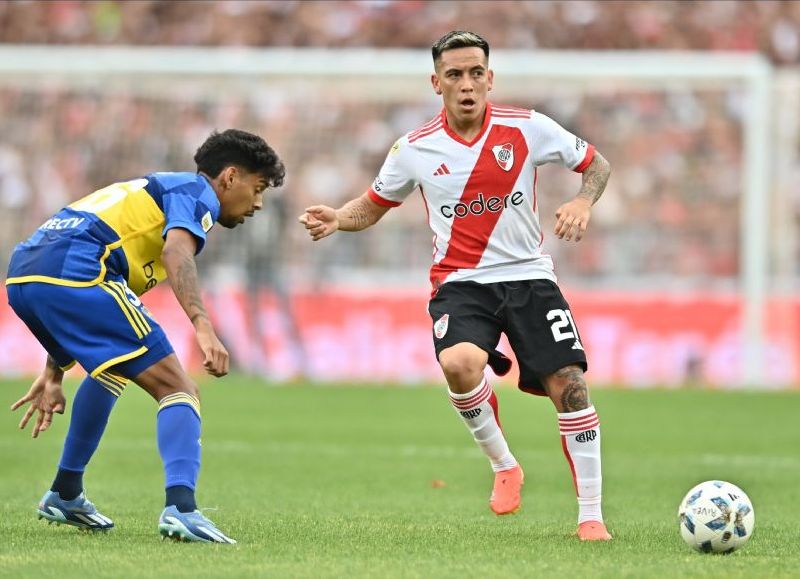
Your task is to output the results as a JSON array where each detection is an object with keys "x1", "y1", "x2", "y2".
[{"x1": 678, "y1": 480, "x2": 755, "y2": 553}]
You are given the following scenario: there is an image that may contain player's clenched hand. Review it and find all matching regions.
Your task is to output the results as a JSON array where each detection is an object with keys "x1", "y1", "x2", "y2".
[
  {"x1": 298, "y1": 205, "x2": 339, "y2": 241},
  {"x1": 195, "y1": 327, "x2": 229, "y2": 377},
  {"x1": 554, "y1": 198, "x2": 592, "y2": 242},
  {"x1": 10, "y1": 375, "x2": 66, "y2": 438}
]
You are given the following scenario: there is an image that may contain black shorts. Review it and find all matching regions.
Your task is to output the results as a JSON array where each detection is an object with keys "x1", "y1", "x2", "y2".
[{"x1": 428, "y1": 279, "x2": 588, "y2": 396}]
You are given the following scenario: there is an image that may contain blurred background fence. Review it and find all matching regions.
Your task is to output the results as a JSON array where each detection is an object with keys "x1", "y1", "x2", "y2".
[{"x1": 1, "y1": 0, "x2": 799, "y2": 389}]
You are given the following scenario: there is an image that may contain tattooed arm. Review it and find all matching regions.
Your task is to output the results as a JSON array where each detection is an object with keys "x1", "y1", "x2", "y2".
[
  {"x1": 554, "y1": 151, "x2": 612, "y2": 243},
  {"x1": 162, "y1": 228, "x2": 229, "y2": 376},
  {"x1": 576, "y1": 152, "x2": 612, "y2": 205},
  {"x1": 298, "y1": 193, "x2": 392, "y2": 241}
]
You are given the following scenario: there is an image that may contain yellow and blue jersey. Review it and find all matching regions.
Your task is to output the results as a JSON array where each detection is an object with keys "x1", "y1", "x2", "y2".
[{"x1": 6, "y1": 172, "x2": 219, "y2": 296}]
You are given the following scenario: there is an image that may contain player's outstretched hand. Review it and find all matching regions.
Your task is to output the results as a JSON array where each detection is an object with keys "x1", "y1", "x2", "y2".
[
  {"x1": 10, "y1": 375, "x2": 66, "y2": 438},
  {"x1": 298, "y1": 205, "x2": 339, "y2": 241},
  {"x1": 554, "y1": 198, "x2": 592, "y2": 242},
  {"x1": 196, "y1": 327, "x2": 229, "y2": 377}
]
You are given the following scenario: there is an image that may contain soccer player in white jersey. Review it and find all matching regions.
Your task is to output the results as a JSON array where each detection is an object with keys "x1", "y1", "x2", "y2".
[{"x1": 299, "y1": 31, "x2": 613, "y2": 541}]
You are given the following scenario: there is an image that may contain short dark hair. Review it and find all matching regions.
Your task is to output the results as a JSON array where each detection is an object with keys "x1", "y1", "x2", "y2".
[
  {"x1": 431, "y1": 30, "x2": 489, "y2": 63},
  {"x1": 194, "y1": 129, "x2": 285, "y2": 188}
]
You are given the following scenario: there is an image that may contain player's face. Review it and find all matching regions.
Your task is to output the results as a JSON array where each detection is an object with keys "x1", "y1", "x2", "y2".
[
  {"x1": 217, "y1": 168, "x2": 267, "y2": 229},
  {"x1": 431, "y1": 47, "x2": 493, "y2": 128}
]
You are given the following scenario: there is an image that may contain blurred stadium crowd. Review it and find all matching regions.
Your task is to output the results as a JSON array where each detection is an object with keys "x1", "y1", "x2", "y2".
[
  {"x1": 0, "y1": 1, "x2": 792, "y2": 289},
  {"x1": 2, "y1": 1, "x2": 800, "y2": 64},
  {"x1": 0, "y1": 82, "x2": 744, "y2": 288}
]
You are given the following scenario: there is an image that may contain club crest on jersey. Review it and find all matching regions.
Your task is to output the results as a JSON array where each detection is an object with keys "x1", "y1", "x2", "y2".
[
  {"x1": 434, "y1": 314, "x2": 449, "y2": 339},
  {"x1": 492, "y1": 143, "x2": 514, "y2": 171}
]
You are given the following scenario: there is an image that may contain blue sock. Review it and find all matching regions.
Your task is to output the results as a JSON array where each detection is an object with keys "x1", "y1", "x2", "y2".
[
  {"x1": 52, "y1": 376, "x2": 119, "y2": 500},
  {"x1": 157, "y1": 396, "x2": 201, "y2": 513}
]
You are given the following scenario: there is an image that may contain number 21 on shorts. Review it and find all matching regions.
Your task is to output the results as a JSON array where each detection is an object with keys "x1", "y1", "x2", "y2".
[{"x1": 547, "y1": 308, "x2": 583, "y2": 349}]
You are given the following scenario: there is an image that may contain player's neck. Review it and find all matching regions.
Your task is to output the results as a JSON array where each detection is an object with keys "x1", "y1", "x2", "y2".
[
  {"x1": 444, "y1": 106, "x2": 487, "y2": 142},
  {"x1": 199, "y1": 170, "x2": 222, "y2": 198}
]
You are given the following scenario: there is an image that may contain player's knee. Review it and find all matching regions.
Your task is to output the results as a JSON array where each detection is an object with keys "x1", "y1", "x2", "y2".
[
  {"x1": 170, "y1": 375, "x2": 199, "y2": 399},
  {"x1": 151, "y1": 378, "x2": 199, "y2": 402},
  {"x1": 439, "y1": 344, "x2": 487, "y2": 388},
  {"x1": 133, "y1": 354, "x2": 200, "y2": 401},
  {"x1": 543, "y1": 365, "x2": 590, "y2": 412}
]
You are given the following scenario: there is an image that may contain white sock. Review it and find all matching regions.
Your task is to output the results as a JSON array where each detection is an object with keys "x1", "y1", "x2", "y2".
[
  {"x1": 449, "y1": 378, "x2": 518, "y2": 472},
  {"x1": 558, "y1": 405, "x2": 603, "y2": 524}
]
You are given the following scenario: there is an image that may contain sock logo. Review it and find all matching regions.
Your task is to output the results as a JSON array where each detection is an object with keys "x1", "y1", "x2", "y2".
[
  {"x1": 459, "y1": 407, "x2": 482, "y2": 419},
  {"x1": 575, "y1": 429, "x2": 597, "y2": 443}
]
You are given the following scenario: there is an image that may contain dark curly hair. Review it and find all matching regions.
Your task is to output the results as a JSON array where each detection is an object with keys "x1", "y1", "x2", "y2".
[{"x1": 194, "y1": 129, "x2": 285, "y2": 188}]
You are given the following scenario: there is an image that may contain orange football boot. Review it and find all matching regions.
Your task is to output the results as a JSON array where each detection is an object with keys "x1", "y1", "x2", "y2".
[
  {"x1": 489, "y1": 465, "x2": 524, "y2": 515},
  {"x1": 577, "y1": 520, "x2": 612, "y2": 541}
]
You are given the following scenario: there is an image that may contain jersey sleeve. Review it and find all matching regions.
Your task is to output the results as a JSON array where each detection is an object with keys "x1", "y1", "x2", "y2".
[
  {"x1": 367, "y1": 137, "x2": 419, "y2": 207},
  {"x1": 161, "y1": 181, "x2": 217, "y2": 255},
  {"x1": 527, "y1": 112, "x2": 596, "y2": 172}
]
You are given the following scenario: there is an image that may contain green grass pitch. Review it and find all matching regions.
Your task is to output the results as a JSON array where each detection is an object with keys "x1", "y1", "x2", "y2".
[{"x1": 1, "y1": 378, "x2": 798, "y2": 578}]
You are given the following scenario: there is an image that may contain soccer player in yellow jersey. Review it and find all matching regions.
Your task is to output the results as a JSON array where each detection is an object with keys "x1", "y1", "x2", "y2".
[{"x1": 7, "y1": 129, "x2": 285, "y2": 543}]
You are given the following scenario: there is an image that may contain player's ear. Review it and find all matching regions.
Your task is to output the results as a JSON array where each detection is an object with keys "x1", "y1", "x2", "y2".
[
  {"x1": 431, "y1": 73, "x2": 442, "y2": 95},
  {"x1": 487, "y1": 69, "x2": 494, "y2": 92},
  {"x1": 222, "y1": 166, "x2": 237, "y2": 189}
]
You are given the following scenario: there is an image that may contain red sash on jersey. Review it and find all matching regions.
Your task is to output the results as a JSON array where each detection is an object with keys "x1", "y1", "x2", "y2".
[{"x1": 430, "y1": 125, "x2": 529, "y2": 290}]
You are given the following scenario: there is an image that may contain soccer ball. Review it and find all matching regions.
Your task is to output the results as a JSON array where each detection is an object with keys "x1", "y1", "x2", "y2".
[{"x1": 678, "y1": 480, "x2": 755, "y2": 554}]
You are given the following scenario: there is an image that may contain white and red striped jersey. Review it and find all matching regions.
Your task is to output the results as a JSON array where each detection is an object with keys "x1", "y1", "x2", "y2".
[{"x1": 367, "y1": 102, "x2": 595, "y2": 291}]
